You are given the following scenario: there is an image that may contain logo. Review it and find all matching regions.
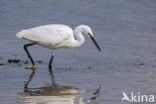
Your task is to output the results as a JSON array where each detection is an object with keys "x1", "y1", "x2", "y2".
[{"x1": 121, "y1": 92, "x2": 155, "y2": 103}]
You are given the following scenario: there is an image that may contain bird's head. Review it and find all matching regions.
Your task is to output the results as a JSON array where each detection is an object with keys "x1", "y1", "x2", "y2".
[
  {"x1": 79, "y1": 25, "x2": 93, "y2": 37},
  {"x1": 77, "y1": 25, "x2": 101, "y2": 52}
]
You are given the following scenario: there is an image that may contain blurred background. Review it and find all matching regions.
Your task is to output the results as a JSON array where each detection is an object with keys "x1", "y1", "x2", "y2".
[{"x1": 0, "y1": 0, "x2": 156, "y2": 104}]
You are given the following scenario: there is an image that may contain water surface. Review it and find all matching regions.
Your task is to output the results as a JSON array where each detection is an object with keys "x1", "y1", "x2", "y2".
[{"x1": 0, "y1": 0, "x2": 156, "y2": 104}]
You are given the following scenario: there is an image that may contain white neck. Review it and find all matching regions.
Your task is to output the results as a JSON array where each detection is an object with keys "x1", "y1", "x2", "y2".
[{"x1": 72, "y1": 26, "x2": 85, "y2": 48}]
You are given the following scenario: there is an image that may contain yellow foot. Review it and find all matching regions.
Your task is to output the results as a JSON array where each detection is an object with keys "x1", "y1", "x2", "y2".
[{"x1": 25, "y1": 65, "x2": 37, "y2": 71}]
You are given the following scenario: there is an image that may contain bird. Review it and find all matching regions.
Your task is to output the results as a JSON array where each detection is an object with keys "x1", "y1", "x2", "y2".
[{"x1": 16, "y1": 24, "x2": 101, "y2": 71}]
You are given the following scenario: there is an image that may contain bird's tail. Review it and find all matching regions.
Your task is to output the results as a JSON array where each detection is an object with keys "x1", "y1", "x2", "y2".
[{"x1": 16, "y1": 30, "x2": 25, "y2": 38}]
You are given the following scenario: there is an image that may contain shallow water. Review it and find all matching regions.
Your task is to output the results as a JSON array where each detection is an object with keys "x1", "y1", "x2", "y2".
[{"x1": 0, "y1": 0, "x2": 156, "y2": 104}]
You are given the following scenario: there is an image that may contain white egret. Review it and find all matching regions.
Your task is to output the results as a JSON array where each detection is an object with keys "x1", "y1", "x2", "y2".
[{"x1": 16, "y1": 24, "x2": 101, "y2": 71}]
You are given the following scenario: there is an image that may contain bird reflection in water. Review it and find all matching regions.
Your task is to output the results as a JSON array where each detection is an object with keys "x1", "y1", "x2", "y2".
[{"x1": 18, "y1": 68, "x2": 85, "y2": 104}]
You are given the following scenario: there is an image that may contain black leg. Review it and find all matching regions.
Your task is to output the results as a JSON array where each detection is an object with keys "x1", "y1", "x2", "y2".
[
  {"x1": 49, "y1": 55, "x2": 54, "y2": 69},
  {"x1": 48, "y1": 67, "x2": 56, "y2": 85},
  {"x1": 24, "y1": 43, "x2": 36, "y2": 65}
]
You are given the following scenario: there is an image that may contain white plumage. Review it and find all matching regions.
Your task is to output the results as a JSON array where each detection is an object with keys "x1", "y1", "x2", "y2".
[
  {"x1": 16, "y1": 24, "x2": 101, "y2": 70},
  {"x1": 16, "y1": 24, "x2": 76, "y2": 49}
]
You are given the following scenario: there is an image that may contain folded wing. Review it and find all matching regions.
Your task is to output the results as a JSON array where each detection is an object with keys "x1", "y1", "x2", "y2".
[{"x1": 16, "y1": 25, "x2": 73, "y2": 46}]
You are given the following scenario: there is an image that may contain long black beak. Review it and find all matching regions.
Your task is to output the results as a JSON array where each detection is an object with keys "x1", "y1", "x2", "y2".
[{"x1": 88, "y1": 33, "x2": 101, "y2": 52}]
